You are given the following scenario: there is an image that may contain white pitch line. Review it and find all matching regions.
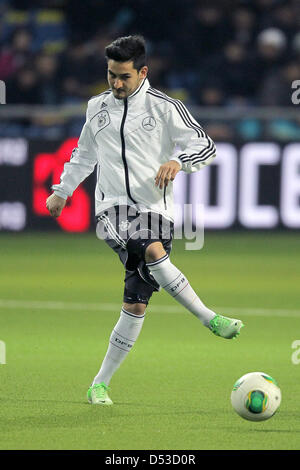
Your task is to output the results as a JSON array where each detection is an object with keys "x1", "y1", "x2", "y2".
[{"x1": 0, "y1": 299, "x2": 299, "y2": 317}]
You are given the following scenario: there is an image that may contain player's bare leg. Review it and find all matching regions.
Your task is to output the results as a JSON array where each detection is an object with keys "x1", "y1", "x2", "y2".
[
  {"x1": 123, "y1": 302, "x2": 146, "y2": 316},
  {"x1": 144, "y1": 241, "x2": 166, "y2": 262},
  {"x1": 145, "y1": 242, "x2": 244, "y2": 339}
]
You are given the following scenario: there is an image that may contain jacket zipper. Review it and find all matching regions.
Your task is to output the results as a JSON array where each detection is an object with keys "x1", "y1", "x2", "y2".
[
  {"x1": 97, "y1": 163, "x2": 105, "y2": 200},
  {"x1": 120, "y1": 98, "x2": 137, "y2": 204},
  {"x1": 163, "y1": 186, "x2": 167, "y2": 210}
]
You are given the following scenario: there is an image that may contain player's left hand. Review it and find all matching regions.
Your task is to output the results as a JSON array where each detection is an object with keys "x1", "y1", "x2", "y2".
[{"x1": 155, "y1": 160, "x2": 181, "y2": 190}]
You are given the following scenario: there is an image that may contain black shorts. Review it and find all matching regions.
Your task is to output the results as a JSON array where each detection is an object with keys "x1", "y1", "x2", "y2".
[{"x1": 96, "y1": 205, "x2": 174, "y2": 305}]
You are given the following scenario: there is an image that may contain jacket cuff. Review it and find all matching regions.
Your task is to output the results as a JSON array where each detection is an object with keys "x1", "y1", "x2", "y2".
[
  {"x1": 169, "y1": 156, "x2": 183, "y2": 170},
  {"x1": 52, "y1": 186, "x2": 68, "y2": 200}
]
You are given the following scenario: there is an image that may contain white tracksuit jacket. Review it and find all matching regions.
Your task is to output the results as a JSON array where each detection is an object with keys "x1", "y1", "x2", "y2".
[{"x1": 52, "y1": 78, "x2": 216, "y2": 222}]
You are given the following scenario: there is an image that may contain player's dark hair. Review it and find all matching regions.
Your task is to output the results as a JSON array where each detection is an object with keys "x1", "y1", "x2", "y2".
[{"x1": 105, "y1": 35, "x2": 146, "y2": 71}]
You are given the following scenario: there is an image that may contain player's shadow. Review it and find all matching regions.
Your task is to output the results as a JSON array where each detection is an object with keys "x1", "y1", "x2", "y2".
[
  {"x1": 0, "y1": 397, "x2": 85, "y2": 405},
  {"x1": 0, "y1": 397, "x2": 209, "y2": 432}
]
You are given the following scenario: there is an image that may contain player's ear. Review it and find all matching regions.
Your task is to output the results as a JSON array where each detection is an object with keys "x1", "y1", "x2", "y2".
[{"x1": 139, "y1": 66, "x2": 148, "y2": 79}]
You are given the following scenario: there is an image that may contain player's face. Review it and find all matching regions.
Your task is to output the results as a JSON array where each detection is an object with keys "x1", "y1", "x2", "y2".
[{"x1": 107, "y1": 60, "x2": 148, "y2": 100}]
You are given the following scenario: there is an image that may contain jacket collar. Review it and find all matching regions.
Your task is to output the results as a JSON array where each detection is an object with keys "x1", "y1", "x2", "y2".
[
  {"x1": 113, "y1": 78, "x2": 150, "y2": 106},
  {"x1": 128, "y1": 77, "x2": 149, "y2": 101}
]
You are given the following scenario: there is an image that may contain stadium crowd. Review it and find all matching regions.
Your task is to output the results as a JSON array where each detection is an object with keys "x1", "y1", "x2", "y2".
[{"x1": 0, "y1": 0, "x2": 300, "y2": 139}]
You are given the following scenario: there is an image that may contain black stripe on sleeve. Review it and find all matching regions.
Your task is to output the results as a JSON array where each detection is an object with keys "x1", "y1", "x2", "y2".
[
  {"x1": 147, "y1": 88, "x2": 206, "y2": 138},
  {"x1": 147, "y1": 89, "x2": 216, "y2": 166}
]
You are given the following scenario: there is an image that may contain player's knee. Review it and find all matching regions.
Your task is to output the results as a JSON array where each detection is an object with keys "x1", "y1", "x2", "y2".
[
  {"x1": 144, "y1": 241, "x2": 166, "y2": 264},
  {"x1": 123, "y1": 302, "x2": 146, "y2": 316}
]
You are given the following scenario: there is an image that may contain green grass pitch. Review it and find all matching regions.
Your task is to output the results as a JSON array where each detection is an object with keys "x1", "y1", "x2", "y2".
[{"x1": 0, "y1": 231, "x2": 299, "y2": 450}]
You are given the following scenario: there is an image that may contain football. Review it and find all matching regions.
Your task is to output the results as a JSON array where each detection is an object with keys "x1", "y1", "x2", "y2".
[{"x1": 231, "y1": 372, "x2": 281, "y2": 421}]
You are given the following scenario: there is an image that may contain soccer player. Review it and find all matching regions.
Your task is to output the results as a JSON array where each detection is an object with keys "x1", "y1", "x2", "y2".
[{"x1": 46, "y1": 35, "x2": 244, "y2": 405}]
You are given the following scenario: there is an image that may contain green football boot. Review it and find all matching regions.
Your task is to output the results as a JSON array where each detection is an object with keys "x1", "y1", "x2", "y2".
[
  {"x1": 209, "y1": 314, "x2": 244, "y2": 339},
  {"x1": 87, "y1": 382, "x2": 113, "y2": 405}
]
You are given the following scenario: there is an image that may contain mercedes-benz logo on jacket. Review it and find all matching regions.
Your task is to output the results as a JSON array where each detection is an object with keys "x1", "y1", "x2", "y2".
[{"x1": 142, "y1": 116, "x2": 156, "y2": 131}]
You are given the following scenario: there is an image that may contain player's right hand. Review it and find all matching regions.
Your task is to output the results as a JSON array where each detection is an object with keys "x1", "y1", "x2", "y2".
[
  {"x1": 46, "y1": 193, "x2": 67, "y2": 218},
  {"x1": 155, "y1": 160, "x2": 181, "y2": 190}
]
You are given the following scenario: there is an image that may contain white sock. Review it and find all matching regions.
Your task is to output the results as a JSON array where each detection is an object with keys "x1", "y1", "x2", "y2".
[
  {"x1": 92, "y1": 307, "x2": 145, "y2": 386},
  {"x1": 147, "y1": 254, "x2": 216, "y2": 327}
]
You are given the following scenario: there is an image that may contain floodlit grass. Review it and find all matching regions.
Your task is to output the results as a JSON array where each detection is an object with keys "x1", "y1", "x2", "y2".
[{"x1": 0, "y1": 232, "x2": 299, "y2": 450}]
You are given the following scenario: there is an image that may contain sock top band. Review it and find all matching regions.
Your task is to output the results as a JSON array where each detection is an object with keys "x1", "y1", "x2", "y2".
[
  {"x1": 146, "y1": 254, "x2": 169, "y2": 267},
  {"x1": 121, "y1": 307, "x2": 146, "y2": 319}
]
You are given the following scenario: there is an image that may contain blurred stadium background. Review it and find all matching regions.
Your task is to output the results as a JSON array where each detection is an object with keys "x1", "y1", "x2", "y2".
[
  {"x1": 0, "y1": 0, "x2": 300, "y2": 451},
  {"x1": 0, "y1": 0, "x2": 300, "y2": 232}
]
